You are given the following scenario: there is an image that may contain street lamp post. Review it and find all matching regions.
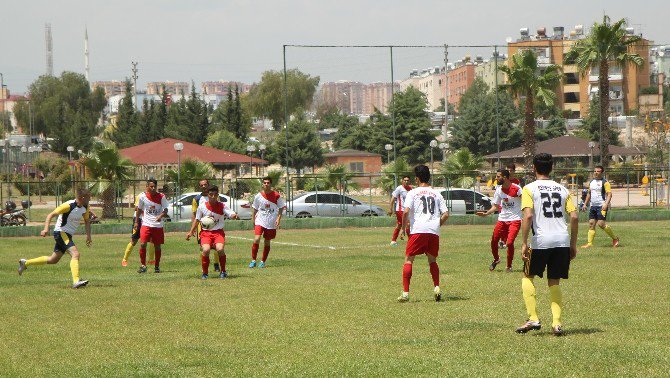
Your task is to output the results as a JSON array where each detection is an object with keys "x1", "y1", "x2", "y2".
[
  {"x1": 588, "y1": 141, "x2": 596, "y2": 170},
  {"x1": 384, "y1": 144, "x2": 393, "y2": 164},
  {"x1": 429, "y1": 140, "x2": 438, "y2": 185},
  {"x1": 439, "y1": 142, "x2": 448, "y2": 162},
  {"x1": 78, "y1": 149, "x2": 84, "y2": 180},
  {"x1": 246, "y1": 145, "x2": 256, "y2": 177},
  {"x1": 258, "y1": 144, "x2": 266, "y2": 176},
  {"x1": 67, "y1": 146, "x2": 75, "y2": 193},
  {"x1": 0, "y1": 139, "x2": 5, "y2": 204},
  {"x1": 173, "y1": 142, "x2": 183, "y2": 221}
]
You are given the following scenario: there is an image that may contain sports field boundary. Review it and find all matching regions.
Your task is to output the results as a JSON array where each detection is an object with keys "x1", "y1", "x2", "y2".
[{"x1": 2, "y1": 209, "x2": 669, "y2": 238}]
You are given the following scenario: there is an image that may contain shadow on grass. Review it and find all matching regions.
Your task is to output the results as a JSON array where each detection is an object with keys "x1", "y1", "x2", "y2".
[{"x1": 532, "y1": 327, "x2": 604, "y2": 337}]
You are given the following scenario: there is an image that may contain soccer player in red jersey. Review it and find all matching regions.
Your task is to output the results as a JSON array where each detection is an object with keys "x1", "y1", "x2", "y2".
[
  {"x1": 187, "y1": 185, "x2": 239, "y2": 279},
  {"x1": 398, "y1": 165, "x2": 449, "y2": 302},
  {"x1": 477, "y1": 169, "x2": 523, "y2": 272},
  {"x1": 248, "y1": 177, "x2": 286, "y2": 268},
  {"x1": 135, "y1": 179, "x2": 169, "y2": 274},
  {"x1": 389, "y1": 176, "x2": 412, "y2": 246}
]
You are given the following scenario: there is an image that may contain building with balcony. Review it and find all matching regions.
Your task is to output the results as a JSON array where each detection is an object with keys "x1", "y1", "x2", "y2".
[
  {"x1": 447, "y1": 57, "x2": 477, "y2": 110},
  {"x1": 201, "y1": 81, "x2": 253, "y2": 96},
  {"x1": 91, "y1": 81, "x2": 127, "y2": 98},
  {"x1": 474, "y1": 53, "x2": 508, "y2": 91},
  {"x1": 400, "y1": 66, "x2": 446, "y2": 111},
  {"x1": 146, "y1": 81, "x2": 190, "y2": 95},
  {"x1": 318, "y1": 81, "x2": 398, "y2": 115}
]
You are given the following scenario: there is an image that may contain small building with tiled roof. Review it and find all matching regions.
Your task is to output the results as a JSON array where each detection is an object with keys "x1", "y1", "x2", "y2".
[
  {"x1": 120, "y1": 138, "x2": 267, "y2": 177},
  {"x1": 323, "y1": 149, "x2": 382, "y2": 188}
]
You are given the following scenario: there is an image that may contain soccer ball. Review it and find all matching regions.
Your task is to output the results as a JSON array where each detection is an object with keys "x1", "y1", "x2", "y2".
[{"x1": 200, "y1": 216, "x2": 216, "y2": 230}]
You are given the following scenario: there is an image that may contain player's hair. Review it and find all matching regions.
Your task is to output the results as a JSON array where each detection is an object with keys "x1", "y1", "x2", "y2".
[
  {"x1": 147, "y1": 178, "x2": 158, "y2": 186},
  {"x1": 199, "y1": 179, "x2": 209, "y2": 185},
  {"x1": 505, "y1": 163, "x2": 516, "y2": 171},
  {"x1": 208, "y1": 185, "x2": 219, "y2": 193},
  {"x1": 533, "y1": 153, "x2": 553, "y2": 175},
  {"x1": 594, "y1": 165, "x2": 604, "y2": 172},
  {"x1": 496, "y1": 169, "x2": 510, "y2": 179},
  {"x1": 263, "y1": 176, "x2": 272, "y2": 183},
  {"x1": 76, "y1": 188, "x2": 91, "y2": 197},
  {"x1": 402, "y1": 175, "x2": 411, "y2": 180},
  {"x1": 414, "y1": 165, "x2": 430, "y2": 184}
]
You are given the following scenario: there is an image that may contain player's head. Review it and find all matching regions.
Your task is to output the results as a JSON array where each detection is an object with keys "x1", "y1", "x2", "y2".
[
  {"x1": 496, "y1": 169, "x2": 510, "y2": 185},
  {"x1": 505, "y1": 163, "x2": 516, "y2": 174},
  {"x1": 199, "y1": 179, "x2": 209, "y2": 193},
  {"x1": 75, "y1": 188, "x2": 91, "y2": 205},
  {"x1": 146, "y1": 178, "x2": 158, "y2": 193},
  {"x1": 207, "y1": 185, "x2": 219, "y2": 201},
  {"x1": 401, "y1": 176, "x2": 411, "y2": 187},
  {"x1": 594, "y1": 165, "x2": 604, "y2": 178},
  {"x1": 262, "y1": 177, "x2": 272, "y2": 191},
  {"x1": 414, "y1": 165, "x2": 430, "y2": 184},
  {"x1": 532, "y1": 153, "x2": 553, "y2": 176}
]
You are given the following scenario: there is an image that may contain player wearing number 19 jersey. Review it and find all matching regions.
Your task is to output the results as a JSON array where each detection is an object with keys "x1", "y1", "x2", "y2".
[
  {"x1": 517, "y1": 153, "x2": 578, "y2": 336},
  {"x1": 398, "y1": 165, "x2": 449, "y2": 303}
]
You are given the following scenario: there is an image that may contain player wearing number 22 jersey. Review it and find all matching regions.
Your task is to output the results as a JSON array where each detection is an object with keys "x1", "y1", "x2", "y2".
[
  {"x1": 398, "y1": 165, "x2": 449, "y2": 303},
  {"x1": 517, "y1": 153, "x2": 578, "y2": 336}
]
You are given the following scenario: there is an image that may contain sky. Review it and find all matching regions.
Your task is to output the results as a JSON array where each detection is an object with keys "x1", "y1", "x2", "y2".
[{"x1": 1, "y1": 0, "x2": 668, "y2": 94}]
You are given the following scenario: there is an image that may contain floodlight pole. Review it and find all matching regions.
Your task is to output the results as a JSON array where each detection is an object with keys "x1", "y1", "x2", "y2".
[
  {"x1": 283, "y1": 45, "x2": 290, "y2": 198},
  {"x1": 390, "y1": 46, "x2": 397, "y2": 187},
  {"x1": 494, "y1": 45, "x2": 501, "y2": 168}
]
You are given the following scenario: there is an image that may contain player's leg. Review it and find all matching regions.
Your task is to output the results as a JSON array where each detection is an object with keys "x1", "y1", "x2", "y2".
[
  {"x1": 260, "y1": 230, "x2": 276, "y2": 268},
  {"x1": 505, "y1": 221, "x2": 522, "y2": 272},
  {"x1": 215, "y1": 242, "x2": 226, "y2": 278},
  {"x1": 67, "y1": 246, "x2": 88, "y2": 288},
  {"x1": 598, "y1": 215, "x2": 619, "y2": 246},
  {"x1": 516, "y1": 248, "x2": 546, "y2": 333},
  {"x1": 148, "y1": 243, "x2": 156, "y2": 265},
  {"x1": 19, "y1": 250, "x2": 64, "y2": 275},
  {"x1": 201, "y1": 243, "x2": 212, "y2": 279},
  {"x1": 152, "y1": 228, "x2": 164, "y2": 273},
  {"x1": 489, "y1": 222, "x2": 503, "y2": 271},
  {"x1": 249, "y1": 227, "x2": 263, "y2": 268},
  {"x1": 546, "y1": 247, "x2": 571, "y2": 336},
  {"x1": 426, "y1": 251, "x2": 441, "y2": 302},
  {"x1": 138, "y1": 225, "x2": 150, "y2": 272},
  {"x1": 583, "y1": 209, "x2": 597, "y2": 247},
  {"x1": 548, "y1": 279, "x2": 563, "y2": 335},
  {"x1": 391, "y1": 211, "x2": 402, "y2": 245},
  {"x1": 398, "y1": 254, "x2": 416, "y2": 302},
  {"x1": 123, "y1": 237, "x2": 137, "y2": 267}
]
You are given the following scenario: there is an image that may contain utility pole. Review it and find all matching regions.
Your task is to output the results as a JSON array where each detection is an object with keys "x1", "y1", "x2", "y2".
[
  {"x1": 131, "y1": 61, "x2": 139, "y2": 109},
  {"x1": 443, "y1": 45, "x2": 449, "y2": 143}
]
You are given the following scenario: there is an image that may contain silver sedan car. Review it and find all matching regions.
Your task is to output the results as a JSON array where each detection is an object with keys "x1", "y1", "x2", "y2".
[
  {"x1": 165, "y1": 191, "x2": 252, "y2": 221},
  {"x1": 286, "y1": 191, "x2": 385, "y2": 218}
]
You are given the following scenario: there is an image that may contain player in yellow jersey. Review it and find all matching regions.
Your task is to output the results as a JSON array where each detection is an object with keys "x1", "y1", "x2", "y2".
[
  {"x1": 121, "y1": 195, "x2": 155, "y2": 266},
  {"x1": 18, "y1": 189, "x2": 93, "y2": 289},
  {"x1": 581, "y1": 165, "x2": 619, "y2": 248},
  {"x1": 517, "y1": 153, "x2": 578, "y2": 336}
]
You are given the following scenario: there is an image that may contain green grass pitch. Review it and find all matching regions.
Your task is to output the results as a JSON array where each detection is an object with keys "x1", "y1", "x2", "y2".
[{"x1": 1, "y1": 221, "x2": 669, "y2": 376}]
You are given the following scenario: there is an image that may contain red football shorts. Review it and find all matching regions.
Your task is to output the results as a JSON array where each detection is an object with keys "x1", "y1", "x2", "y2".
[
  {"x1": 405, "y1": 233, "x2": 440, "y2": 257},
  {"x1": 254, "y1": 225, "x2": 277, "y2": 240},
  {"x1": 200, "y1": 229, "x2": 225, "y2": 246},
  {"x1": 395, "y1": 211, "x2": 404, "y2": 225},
  {"x1": 140, "y1": 225, "x2": 165, "y2": 245}
]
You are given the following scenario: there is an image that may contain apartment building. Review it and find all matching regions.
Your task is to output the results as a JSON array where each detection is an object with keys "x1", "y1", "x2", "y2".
[
  {"x1": 91, "y1": 81, "x2": 127, "y2": 98},
  {"x1": 319, "y1": 81, "x2": 398, "y2": 115},
  {"x1": 146, "y1": 81, "x2": 190, "y2": 95},
  {"x1": 201, "y1": 81, "x2": 253, "y2": 96},
  {"x1": 399, "y1": 67, "x2": 445, "y2": 111},
  {"x1": 474, "y1": 53, "x2": 508, "y2": 91},
  {"x1": 447, "y1": 58, "x2": 477, "y2": 110}
]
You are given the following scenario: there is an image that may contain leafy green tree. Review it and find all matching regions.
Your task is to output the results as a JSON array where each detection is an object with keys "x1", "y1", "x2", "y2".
[
  {"x1": 566, "y1": 15, "x2": 644, "y2": 167},
  {"x1": 534, "y1": 99, "x2": 567, "y2": 141},
  {"x1": 267, "y1": 113, "x2": 324, "y2": 173},
  {"x1": 0, "y1": 110, "x2": 11, "y2": 135},
  {"x1": 82, "y1": 142, "x2": 134, "y2": 218},
  {"x1": 165, "y1": 158, "x2": 214, "y2": 192},
  {"x1": 326, "y1": 113, "x2": 362, "y2": 149},
  {"x1": 247, "y1": 69, "x2": 320, "y2": 130},
  {"x1": 434, "y1": 98, "x2": 457, "y2": 115},
  {"x1": 499, "y1": 49, "x2": 562, "y2": 168},
  {"x1": 204, "y1": 130, "x2": 246, "y2": 154},
  {"x1": 450, "y1": 78, "x2": 522, "y2": 155},
  {"x1": 110, "y1": 79, "x2": 139, "y2": 148},
  {"x1": 377, "y1": 157, "x2": 412, "y2": 194},
  {"x1": 575, "y1": 97, "x2": 620, "y2": 146},
  {"x1": 440, "y1": 148, "x2": 484, "y2": 188}
]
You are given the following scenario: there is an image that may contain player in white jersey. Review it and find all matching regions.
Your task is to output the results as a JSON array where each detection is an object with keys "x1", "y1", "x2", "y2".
[
  {"x1": 190, "y1": 179, "x2": 223, "y2": 272},
  {"x1": 516, "y1": 153, "x2": 578, "y2": 336},
  {"x1": 397, "y1": 165, "x2": 449, "y2": 303},
  {"x1": 187, "y1": 185, "x2": 239, "y2": 279},
  {"x1": 581, "y1": 165, "x2": 619, "y2": 248},
  {"x1": 389, "y1": 176, "x2": 412, "y2": 246},
  {"x1": 135, "y1": 179, "x2": 169, "y2": 274},
  {"x1": 249, "y1": 177, "x2": 286, "y2": 268},
  {"x1": 18, "y1": 189, "x2": 92, "y2": 289},
  {"x1": 477, "y1": 169, "x2": 522, "y2": 272}
]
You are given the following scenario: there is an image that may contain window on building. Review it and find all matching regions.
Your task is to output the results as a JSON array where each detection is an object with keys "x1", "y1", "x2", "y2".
[
  {"x1": 564, "y1": 92, "x2": 579, "y2": 103},
  {"x1": 349, "y1": 162, "x2": 364, "y2": 173},
  {"x1": 565, "y1": 73, "x2": 579, "y2": 85}
]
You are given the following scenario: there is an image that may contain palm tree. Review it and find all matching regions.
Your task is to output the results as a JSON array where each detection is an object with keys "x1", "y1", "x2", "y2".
[
  {"x1": 566, "y1": 15, "x2": 643, "y2": 167},
  {"x1": 83, "y1": 143, "x2": 134, "y2": 218},
  {"x1": 378, "y1": 158, "x2": 412, "y2": 194},
  {"x1": 440, "y1": 148, "x2": 484, "y2": 188},
  {"x1": 165, "y1": 158, "x2": 214, "y2": 192},
  {"x1": 499, "y1": 49, "x2": 562, "y2": 168}
]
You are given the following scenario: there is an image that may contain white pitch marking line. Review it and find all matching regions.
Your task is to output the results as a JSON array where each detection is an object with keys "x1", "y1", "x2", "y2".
[{"x1": 227, "y1": 236, "x2": 337, "y2": 250}]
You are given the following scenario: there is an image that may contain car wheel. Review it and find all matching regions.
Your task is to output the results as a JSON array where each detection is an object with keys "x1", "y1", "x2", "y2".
[
  {"x1": 296, "y1": 212, "x2": 313, "y2": 218},
  {"x1": 362, "y1": 210, "x2": 377, "y2": 217}
]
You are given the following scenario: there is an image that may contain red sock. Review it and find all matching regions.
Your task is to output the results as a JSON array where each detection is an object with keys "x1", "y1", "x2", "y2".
[
  {"x1": 154, "y1": 248, "x2": 162, "y2": 268},
  {"x1": 139, "y1": 247, "x2": 147, "y2": 265},
  {"x1": 251, "y1": 243, "x2": 259, "y2": 260},
  {"x1": 405, "y1": 227, "x2": 410, "y2": 236},
  {"x1": 402, "y1": 263, "x2": 413, "y2": 292},
  {"x1": 219, "y1": 253, "x2": 226, "y2": 272},
  {"x1": 506, "y1": 242, "x2": 514, "y2": 268},
  {"x1": 490, "y1": 237, "x2": 500, "y2": 261},
  {"x1": 201, "y1": 255, "x2": 210, "y2": 274},
  {"x1": 429, "y1": 262, "x2": 440, "y2": 286},
  {"x1": 261, "y1": 245, "x2": 271, "y2": 262},
  {"x1": 392, "y1": 228, "x2": 400, "y2": 241}
]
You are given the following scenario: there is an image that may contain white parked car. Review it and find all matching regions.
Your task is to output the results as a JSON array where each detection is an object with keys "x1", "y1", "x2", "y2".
[
  {"x1": 165, "y1": 192, "x2": 252, "y2": 222},
  {"x1": 287, "y1": 191, "x2": 385, "y2": 218}
]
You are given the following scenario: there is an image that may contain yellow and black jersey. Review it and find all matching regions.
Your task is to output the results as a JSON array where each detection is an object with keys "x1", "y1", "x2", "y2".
[
  {"x1": 588, "y1": 178, "x2": 611, "y2": 207},
  {"x1": 53, "y1": 200, "x2": 90, "y2": 235},
  {"x1": 522, "y1": 180, "x2": 576, "y2": 250}
]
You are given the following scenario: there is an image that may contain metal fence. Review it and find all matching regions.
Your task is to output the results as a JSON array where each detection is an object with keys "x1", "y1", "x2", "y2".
[{"x1": 1, "y1": 167, "x2": 669, "y2": 225}]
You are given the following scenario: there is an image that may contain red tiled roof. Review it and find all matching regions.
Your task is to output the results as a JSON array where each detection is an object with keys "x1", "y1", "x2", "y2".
[
  {"x1": 485, "y1": 135, "x2": 643, "y2": 159},
  {"x1": 324, "y1": 149, "x2": 382, "y2": 158},
  {"x1": 120, "y1": 138, "x2": 267, "y2": 165}
]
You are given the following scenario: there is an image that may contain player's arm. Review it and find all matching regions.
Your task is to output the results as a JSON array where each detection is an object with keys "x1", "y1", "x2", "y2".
[
  {"x1": 566, "y1": 194, "x2": 579, "y2": 260},
  {"x1": 186, "y1": 208, "x2": 201, "y2": 240},
  {"x1": 477, "y1": 203, "x2": 499, "y2": 217},
  {"x1": 41, "y1": 203, "x2": 70, "y2": 237},
  {"x1": 401, "y1": 206, "x2": 410, "y2": 232},
  {"x1": 389, "y1": 196, "x2": 396, "y2": 215},
  {"x1": 156, "y1": 196, "x2": 169, "y2": 221},
  {"x1": 602, "y1": 182, "x2": 612, "y2": 211},
  {"x1": 439, "y1": 196, "x2": 449, "y2": 225},
  {"x1": 520, "y1": 187, "x2": 534, "y2": 261},
  {"x1": 83, "y1": 209, "x2": 93, "y2": 246},
  {"x1": 191, "y1": 198, "x2": 198, "y2": 222},
  {"x1": 275, "y1": 199, "x2": 286, "y2": 228},
  {"x1": 225, "y1": 207, "x2": 239, "y2": 220},
  {"x1": 581, "y1": 190, "x2": 591, "y2": 211}
]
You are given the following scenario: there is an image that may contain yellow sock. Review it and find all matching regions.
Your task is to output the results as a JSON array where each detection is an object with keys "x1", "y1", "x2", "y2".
[
  {"x1": 587, "y1": 229, "x2": 596, "y2": 245},
  {"x1": 149, "y1": 244, "x2": 156, "y2": 261},
  {"x1": 123, "y1": 242, "x2": 135, "y2": 262},
  {"x1": 25, "y1": 256, "x2": 49, "y2": 266},
  {"x1": 522, "y1": 277, "x2": 539, "y2": 322},
  {"x1": 549, "y1": 285, "x2": 563, "y2": 327},
  {"x1": 70, "y1": 259, "x2": 80, "y2": 284},
  {"x1": 603, "y1": 225, "x2": 616, "y2": 240}
]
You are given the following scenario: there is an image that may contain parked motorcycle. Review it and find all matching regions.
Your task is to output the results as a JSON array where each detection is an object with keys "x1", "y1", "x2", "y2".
[{"x1": 1, "y1": 200, "x2": 29, "y2": 227}]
